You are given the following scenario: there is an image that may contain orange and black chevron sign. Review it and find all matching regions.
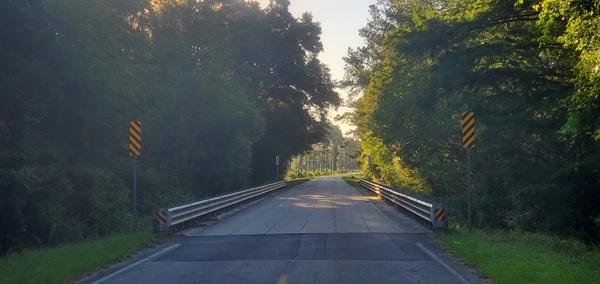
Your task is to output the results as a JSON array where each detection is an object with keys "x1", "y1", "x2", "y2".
[
  {"x1": 155, "y1": 211, "x2": 167, "y2": 224},
  {"x1": 129, "y1": 121, "x2": 141, "y2": 156},
  {"x1": 434, "y1": 208, "x2": 446, "y2": 221},
  {"x1": 461, "y1": 112, "x2": 475, "y2": 149}
]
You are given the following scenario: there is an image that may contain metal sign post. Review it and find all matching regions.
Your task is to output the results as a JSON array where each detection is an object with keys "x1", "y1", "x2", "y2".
[
  {"x1": 275, "y1": 155, "x2": 280, "y2": 179},
  {"x1": 129, "y1": 121, "x2": 142, "y2": 230},
  {"x1": 466, "y1": 148, "x2": 472, "y2": 231},
  {"x1": 461, "y1": 112, "x2": 474, "y2": 231},
  {"x1": 133, "y1": 156, "x2": 137, "y2": 220}
]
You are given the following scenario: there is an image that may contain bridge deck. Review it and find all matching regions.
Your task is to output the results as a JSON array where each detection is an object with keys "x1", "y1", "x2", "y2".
[{"x1": 197, "y1": 176, "x2": 414, "y2": 235}]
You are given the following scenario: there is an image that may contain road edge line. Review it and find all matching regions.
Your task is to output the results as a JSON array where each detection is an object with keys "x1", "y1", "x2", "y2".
[
  {"x1": 90, "y1": 243, "x2": 182, "y2": 284},
  {"x1": 416, "y1": 243, "x2": 470, "y2": 284}
]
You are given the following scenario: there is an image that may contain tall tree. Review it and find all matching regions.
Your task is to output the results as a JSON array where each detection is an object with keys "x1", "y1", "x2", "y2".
[
  {"x1": 346, "y1": 0, "x2": 600, "y2": 240},
  {"x1": 0, "y1": 0, "x2": 341, "y2": 253},
  {"x1": 220, "y1": 0, "x2": 341, "y2": 183}
]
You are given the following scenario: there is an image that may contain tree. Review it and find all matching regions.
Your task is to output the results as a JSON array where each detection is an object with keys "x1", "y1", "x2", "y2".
[
  {"x1": 0, "y1": 0, "x2": 145, "y2": 251},
  {"x1": 346, "y1": 0, "x2": 600, "y2": 241},
  {"x1": 137, "y1": 0, "x2": 264, "y2": 197},
  {"x1": 0, "y1": 0, "x2": 341, "y2": 253},
  {"x1": 287, "y1": 126, "x2": 360, "y2": 176},
  {"x1": 222, "y1": 0, "x2": 341, "y2": 183}
]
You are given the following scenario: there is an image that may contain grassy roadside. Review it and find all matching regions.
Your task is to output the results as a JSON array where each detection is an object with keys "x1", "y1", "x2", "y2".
[
  {"x1": 0, "y1": 177, "x2": 330, "y2": 284},
  {"x1": 285, "y1": 177, "x2": 312, "y2": 188},
  {"x1": 438, "y1": 229, "x2": 600, "y2": 283},
  {"x1": 341, "y1": 174, "x2": 362, "y2": 185},
  {"x1": 341, "y1": 175, "x2": 600, "y2": 283},
  {"x1": 0, "y1": 230, "x2": 164, "y2": 284}
]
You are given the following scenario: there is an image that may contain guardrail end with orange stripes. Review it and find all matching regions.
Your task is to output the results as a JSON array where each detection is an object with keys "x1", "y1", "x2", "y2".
[
  {"x1": 359, "y1": 179, "x2": 447, "y2": 229},
  {"x1": 153, "y1": 208, "x2": 171, "y2": 233},
  {"x1": 431, "y1": 204, "x2": 447, "y2": 229}
]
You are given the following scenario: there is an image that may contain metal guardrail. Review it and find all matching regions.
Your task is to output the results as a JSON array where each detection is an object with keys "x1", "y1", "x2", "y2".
[
  {"x1": 359, "y1": 179, "x2": 447, "y2": 229},
  {"x1": 153, "y1": 181, "x2": 287, "y2": 232}
]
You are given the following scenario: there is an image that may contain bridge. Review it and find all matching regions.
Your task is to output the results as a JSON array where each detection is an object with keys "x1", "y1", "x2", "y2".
[{"x1": 83, "y1": 176, "x2": 483, "y2": 283}]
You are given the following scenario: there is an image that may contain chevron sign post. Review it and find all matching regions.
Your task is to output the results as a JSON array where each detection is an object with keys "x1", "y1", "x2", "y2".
[
  {"x1": 461, "y1": 112, "x2": 474, "y2": 231},
  {"x1": 129, "y1": 121, "x2": 141, "y2": 228}
]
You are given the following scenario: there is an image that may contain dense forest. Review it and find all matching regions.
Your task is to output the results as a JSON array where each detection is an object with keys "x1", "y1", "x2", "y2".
[
  {"x1": 0, "y1": 0, "x2": 341, "y2": 253},
  {"x1": 346, "y1": 0, "x2": 600, "y2": 242}
]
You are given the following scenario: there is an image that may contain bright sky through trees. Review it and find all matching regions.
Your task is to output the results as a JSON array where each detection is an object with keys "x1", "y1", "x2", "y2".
[{"x1": 257, "y1": 0, "x2": 377, "y2": 134}]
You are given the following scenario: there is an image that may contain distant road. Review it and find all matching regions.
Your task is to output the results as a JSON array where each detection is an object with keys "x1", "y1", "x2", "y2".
[{"x1": 82, "y1": 176, "x2": 484, "y2": 284}]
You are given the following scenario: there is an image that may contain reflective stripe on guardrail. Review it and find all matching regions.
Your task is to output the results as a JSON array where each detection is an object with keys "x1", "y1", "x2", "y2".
[
  {"x1": 359, "y1": 179, "x2": 447, "y2": 229},
  {"x1": 153, "y1": 181, "x2": 287, "y2": 232}
]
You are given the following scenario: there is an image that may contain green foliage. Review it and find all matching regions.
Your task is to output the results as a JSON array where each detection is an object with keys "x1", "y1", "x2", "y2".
[
  {"x1": 346, "y1": 0, "x2": 600, "y2": 241},
  {"x1": 438, "y1": 229, "x2": 600, "y2": 283},
  {"x1": 0, "y1": 231, "x2": 159, "y2": 284},
  {"x1": 223, "y1": 0, "x2": 341, "y2": 183},
  {"x1": 0, "y1": 0, "x2": 338, "y2": 253},
  {"x1": 537, "y1": 0, "x2": 600, "y2": 161},
  {"x1": 287, "y1": 126, "x2": 361, "y2": 178},
  {"x1": 341, "y1": 174, "x2": 363, "y2": 186},
  {"x1": 285, "y1": 178, "x2": 311, "y2": 188},
  {"x1": 285, "y1": 170, "x2": 321, "y2": 180},
  {"x1": 1, "y1": 0, "x2": 140, "y2": 253}
]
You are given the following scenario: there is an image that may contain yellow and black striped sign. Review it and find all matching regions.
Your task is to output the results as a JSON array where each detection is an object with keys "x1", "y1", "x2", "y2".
[
  {"x1": 129, "y1": 121, "x2": 141, "y2": 156},
  {"x1": 155, "y1": 211, "x2": 166, "y2": 224},
  {"x1": 461, "y1": 112, "x2": 475, "y2": 149},
  {"x1": 434, "y1": 208, "x2": 446, "y2": 221}
]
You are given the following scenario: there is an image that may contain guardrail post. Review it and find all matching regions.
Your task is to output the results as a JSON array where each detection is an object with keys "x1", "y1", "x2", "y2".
[
  {"x1": 153, "y1": 208, "x2": 171, "y2": 233},
  {"x1": 430, "y1": 203, "x2": 447, "y2": 229}
]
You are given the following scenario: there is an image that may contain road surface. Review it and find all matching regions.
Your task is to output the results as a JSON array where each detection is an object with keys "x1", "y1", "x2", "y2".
[{"x1": 81, "y1": 176, "x2": 484, "y2": 284}]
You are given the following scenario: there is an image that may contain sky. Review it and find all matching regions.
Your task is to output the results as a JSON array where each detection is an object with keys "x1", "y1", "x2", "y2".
[{"x1": 256, "y1": 0, "x2": 378, "y2": 135}]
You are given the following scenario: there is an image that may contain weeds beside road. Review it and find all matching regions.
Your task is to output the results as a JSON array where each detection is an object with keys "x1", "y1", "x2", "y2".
[
  {"x1": 0, "y1": 231, "x2": 162, "y2": 284},
  {"x1": 343, "y1": 175, "x2": 600, "y2": 283},
  {"x1": 438, "y1": 229, "x2": 600, "y2": 283}
]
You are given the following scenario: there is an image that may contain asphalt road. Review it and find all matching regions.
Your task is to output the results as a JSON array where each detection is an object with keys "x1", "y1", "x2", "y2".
[{"x1": 81, "y1": 176, "x2": 485, "y2": 284}]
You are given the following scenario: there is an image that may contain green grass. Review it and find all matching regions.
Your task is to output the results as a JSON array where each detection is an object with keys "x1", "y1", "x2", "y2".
[
  {"x1": 438, "y1": 229, "x2": 600, "y2": 283},
  {"x1": 0, "y1": 230, "x2": 164, "y2": 284},
  {"x1": 341, "y1": 174, "x2": 363, "y2": 186},
  {"x1": 286, "y1": 177, "x2": 312, "y2": 187}
]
